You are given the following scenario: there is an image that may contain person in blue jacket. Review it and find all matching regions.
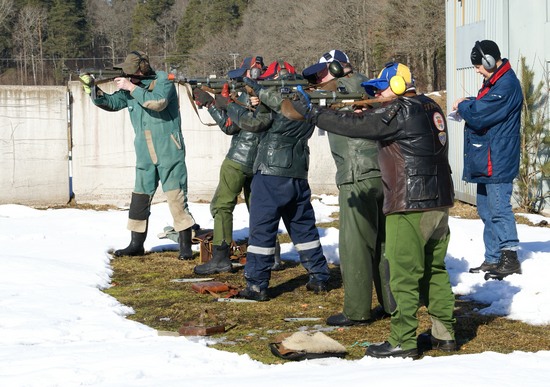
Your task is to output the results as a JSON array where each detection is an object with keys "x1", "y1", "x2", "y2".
[{"x1": 452, "y1": 40, "x2": 523, "y2": 279}]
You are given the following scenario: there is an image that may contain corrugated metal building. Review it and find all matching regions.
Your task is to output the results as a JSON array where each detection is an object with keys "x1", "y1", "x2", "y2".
[{"x1": 446, "y1": 0, "x2": 549, "y2": 213}]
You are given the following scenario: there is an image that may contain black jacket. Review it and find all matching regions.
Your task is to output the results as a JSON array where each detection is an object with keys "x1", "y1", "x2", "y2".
[{"x1": 310, "y1": 93, "x2": 454, "y2": 214}]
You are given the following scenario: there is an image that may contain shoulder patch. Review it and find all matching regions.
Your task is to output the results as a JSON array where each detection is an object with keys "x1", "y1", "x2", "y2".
[
  {"x1": 438, "y1": 132, "x2": 447, "y2": 146},
  {"x1": 433, "y1": 112, "x2": 445, "y2": 131}
]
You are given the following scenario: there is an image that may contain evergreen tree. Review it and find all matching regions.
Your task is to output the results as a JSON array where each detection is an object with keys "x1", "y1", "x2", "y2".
[
  {"x1": 131, "y1": 0, "x2": 174, "y2": 53},
  {"x1": 44, "y1": 0, "x2": 88, "y2": 78},
  {"x1": 172, "y1": 0, "x2": 248, "y2": 68},
  {"x1": 516, "y1": 56, "x2": 550, "y2": 212}
]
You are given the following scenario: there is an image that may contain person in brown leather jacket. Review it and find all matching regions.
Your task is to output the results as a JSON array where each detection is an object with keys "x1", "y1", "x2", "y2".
[{"x1": 290, "y1": 62, "x2": 456, "y2": 359}]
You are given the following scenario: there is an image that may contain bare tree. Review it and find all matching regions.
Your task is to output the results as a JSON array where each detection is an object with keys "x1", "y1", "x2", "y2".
[
  {"x1": 0, "y1": 0, "x2": 14, "y2": 28},
  {"x1": 86, "y1": 0, "x2": 137, "y2": 67},
  {"x1": 12, "y1": 4, "x2": 48, "y2": 85}
]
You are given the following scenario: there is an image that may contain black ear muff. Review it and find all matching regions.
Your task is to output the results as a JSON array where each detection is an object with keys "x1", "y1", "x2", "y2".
[
  {"x1": 131, "y1": 51, "x2": 151, "y2": 74},
  {"x1": 389, "y1": 75, "x2": 407, "y2": 95},
  {"x1": 328, "y1": 60, "x2": 344, "y2": 78},
  {"x1": 249, "y1": 67, "x2": 261, "y2": 80},
  {"x1": 475, "y1": 41, "x2": 496, "y2": 70},
  {"x1": 277, "y1": 60, "x2": 289, "y2": 77}
]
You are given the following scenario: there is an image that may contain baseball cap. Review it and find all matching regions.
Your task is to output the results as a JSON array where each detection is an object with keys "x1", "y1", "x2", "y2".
[
  {"x1": 302, "y1": 49, "x2": 350, "y2": 83},
  {"x1": 227, "y1": 56, "x2": 265, "y2": 79},
  {"x1": 361, "y1": 62, "x2": 413, "y2": 96},
  {"x1": 113, "y1": 51, "x2": 148, "y2": 74},
  {"x1": 258, "y1": 60, "x2": 296, "y2": 80},
  {"x1": 319, "y1": 49, "x2": 349, "y2": 64}
]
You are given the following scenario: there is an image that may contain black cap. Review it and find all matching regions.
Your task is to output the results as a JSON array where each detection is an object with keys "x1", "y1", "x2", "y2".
[{"x1": 471, "y1": 40, "x2": 501, "y2": 65}]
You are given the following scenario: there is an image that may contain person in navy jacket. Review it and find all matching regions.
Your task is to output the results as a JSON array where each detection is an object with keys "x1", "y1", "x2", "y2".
[{"x1": 452, "y1": 40, "x2": 523, "y2": 279}]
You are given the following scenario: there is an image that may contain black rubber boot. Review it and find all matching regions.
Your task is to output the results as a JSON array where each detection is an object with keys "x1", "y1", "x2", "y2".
[
  {"x1": 178, "y1": 227, "x2": 193, "y2": 260},
  {"x1": 486, "y1": 250, "x2": 521, "y2": 279},
  {"x1": 113, "y1": 231, "x2": 147, "y2": 257},
  {"x1": 193, "y1": 242, "x2": 232, "y2": 275}
]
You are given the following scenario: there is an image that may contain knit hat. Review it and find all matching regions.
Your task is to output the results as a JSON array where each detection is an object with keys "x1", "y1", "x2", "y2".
[
  {"x1": 471, "y1": 40, "x2": 501, "y2": 65},
  {"x1": 361, "y1": 62, "x2": 413, "y2": 96}
]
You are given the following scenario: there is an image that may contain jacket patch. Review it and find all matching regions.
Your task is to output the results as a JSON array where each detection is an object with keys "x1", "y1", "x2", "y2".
[
  {"x1": 433, "y1": 112, "x2": 445, "y2": 131},
  {"x1": 438, "y1": 132, "x2": 447, "y2": 146}
]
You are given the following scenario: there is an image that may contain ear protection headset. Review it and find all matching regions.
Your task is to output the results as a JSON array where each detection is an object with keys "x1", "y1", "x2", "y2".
[
  {"x1": 474, "y1": 41, "x2": 496, "y2": 70},
  {"x1": 131, "y1": 51, "x2": 151, "y2": 74},
  {"x1": 249, "y1": 56, "x2": 263, "y2": 79},
  {"x1": 381, "y1": 62, "x2": 408, "y2": 95},
  {"x1": 389, "y1": 75, "x2": 407, "y2": 95},
  {"x1": 277, "y1": 60, "x2": 289, "y2": 77}
]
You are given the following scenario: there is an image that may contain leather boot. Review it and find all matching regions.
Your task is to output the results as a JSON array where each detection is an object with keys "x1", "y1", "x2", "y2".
[
  {"x1": 193, "y1": 242, "x2": 232, "y2": 275},
  {"x1": 489, "y1": 250, "x2": 521, "y2": 277},
  {"x1": 114, "y1": 231, "x2": 146, "y2": 257},
  {"x1": 178, "y1": 227, "x2": 194, "y2": 260}
]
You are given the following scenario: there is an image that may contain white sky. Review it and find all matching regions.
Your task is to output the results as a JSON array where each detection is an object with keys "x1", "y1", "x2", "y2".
[{"x1": 1, "y1": 196, "x2": 549, "y2": 387}]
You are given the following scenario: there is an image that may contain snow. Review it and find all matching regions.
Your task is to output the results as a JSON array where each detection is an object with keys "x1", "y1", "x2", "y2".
[{"x1": 1, "y1": 197, "x2": 549, "y2": 386}]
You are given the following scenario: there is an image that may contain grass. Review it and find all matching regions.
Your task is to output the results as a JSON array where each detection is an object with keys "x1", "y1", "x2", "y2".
[{"x1": 101, "y1": 201, "x2": 550, "y2": 363}]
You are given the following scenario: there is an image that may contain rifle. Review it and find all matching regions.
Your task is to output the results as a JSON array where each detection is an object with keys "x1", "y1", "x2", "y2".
[
  {"x1": 68, "y1": 68, "x2": 156, "y2": 85},
  {"x1": 168, "y1": 73, "x2": 311, "y2": 95}
]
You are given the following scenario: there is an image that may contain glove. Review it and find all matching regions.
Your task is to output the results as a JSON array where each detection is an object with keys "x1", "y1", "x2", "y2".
[
  {"x1": 243, "y1": 77, "x2": 263, "y2": 95},
  {"x1": 193, "y1": 88, "x2": 214, "y2": 108},
  {"x1": 214, "y1": 83, "x2": 232, "y2": 110},
  {"x1": 290, "y1": 85, "x2": 314, "y2": 117},
  {"x1": 79, "y1": 74, "x2": 93, "y2": 95}
]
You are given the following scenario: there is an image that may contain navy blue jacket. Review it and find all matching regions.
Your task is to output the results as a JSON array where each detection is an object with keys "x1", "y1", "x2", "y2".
[{"x1": 458, "y1": 59, "x2": 523, "y2": 184}]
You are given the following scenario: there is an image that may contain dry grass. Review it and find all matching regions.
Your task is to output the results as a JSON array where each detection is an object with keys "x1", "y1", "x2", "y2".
[
  {"x1": 39, "y1": 199, "x2": 549, "y2": 362},
  {"x1": 104, "y1": 204, "x2": 550, "y2": 363}
]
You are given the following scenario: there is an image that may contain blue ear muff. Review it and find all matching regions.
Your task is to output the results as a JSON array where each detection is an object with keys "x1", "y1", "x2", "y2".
[{"x1": 475, "y1": 41, "x2": 496, "y2": 70}]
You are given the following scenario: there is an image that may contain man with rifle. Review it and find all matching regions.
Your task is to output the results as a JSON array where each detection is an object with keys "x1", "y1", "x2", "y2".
[
  {"x1": 191, "y1": 55, "x2": 285, "y2": 275},
  {"x1": 289, "y1": 62, "x2": 456, "y2": 359},
  {"x1": 223, "y1": 61, "x2": 330, "y2": 301},
  {"x1": 80, "y1": 51, "x2": 196, "y2": 260},
  {"x1": 302, "y1": 50, "x2": 390, "y2": 327}
]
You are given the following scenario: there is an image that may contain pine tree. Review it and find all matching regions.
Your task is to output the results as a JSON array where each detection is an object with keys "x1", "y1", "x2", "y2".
[{"x1": 516, "y1": 56, "x2": 550, "y2": 212}]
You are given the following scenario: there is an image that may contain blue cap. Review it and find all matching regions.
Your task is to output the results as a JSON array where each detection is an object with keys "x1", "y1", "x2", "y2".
[
  {"x1": 361, "y1": 62, "x2": 413, "y2": 96},
  {"x1": 227, "y1": 56, "x2": 264, "y2": 79}
]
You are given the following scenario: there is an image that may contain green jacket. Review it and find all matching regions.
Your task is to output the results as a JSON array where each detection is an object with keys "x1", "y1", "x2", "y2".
[
  {"x1": 327, "y1": 73, "x2": 381, "y2": 186},
  {"x1": 209, "y1": 92, "x2": 270, "y2": 173}
]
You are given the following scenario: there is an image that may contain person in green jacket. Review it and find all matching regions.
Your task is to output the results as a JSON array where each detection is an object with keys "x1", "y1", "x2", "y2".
[
  {"x1": 80, "y1": 51, "x2": 195, "y2": 259},
  {"x1": 302, "y1": 50, "x2": 390, "y2": 326}
]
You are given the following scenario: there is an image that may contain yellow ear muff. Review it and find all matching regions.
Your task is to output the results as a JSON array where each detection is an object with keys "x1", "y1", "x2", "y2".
[{"x1": 389, "y1": 75, "x2": 406, "y2": 95}]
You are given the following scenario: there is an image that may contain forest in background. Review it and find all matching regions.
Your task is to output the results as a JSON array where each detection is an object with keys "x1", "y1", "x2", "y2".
[{"x1": 0, "y1": 0, "x2": 446, "y2": 92}]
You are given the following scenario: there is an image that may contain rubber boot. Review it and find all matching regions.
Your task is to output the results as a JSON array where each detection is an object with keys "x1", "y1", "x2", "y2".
[
  {"x1": 193, "y1": 242, "x2": 232, "y2": 275},
  {"x1": 271, "y1": 239, "x2": 283, "y2": 271},
  {"x1": 113, "y1": 231, "x2": 146, "y2": 257},
  {"x1": 178, "y1": 227, "x2": 194, "y2": 260}
]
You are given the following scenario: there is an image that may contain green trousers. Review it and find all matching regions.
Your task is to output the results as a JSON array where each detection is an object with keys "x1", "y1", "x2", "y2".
[
  {"x1": 210, "y1": 158, "x2": 253, "y2": 246},
  {"x1": 385, "y1": 210, "x2": 456, "y2": 350},
  {"x1": 338, "y1": 178, "x2": 389, "y2": 320}
]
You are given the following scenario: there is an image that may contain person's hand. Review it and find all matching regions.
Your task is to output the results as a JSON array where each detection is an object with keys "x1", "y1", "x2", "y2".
[
  {"x1": 290, "y1": 85, "x2": 313, "y2": 117},
  {"x1": 452, "y1": 97, "x2": 467, "y2": 111},
  {"x1": 214, "y1": 83, "x2": 232, "y2": 110},
  {"x1": 114, "y1": 77, "x2": 136, "y2": 92},
  {"x1": 79, "y1": 74, "x2": 93, "y2": 95},
  {"x1": 193, "y1": 88, "x2": 214, "y2": 108},
  {"x1": 243, "y1": 77, "x2": 263, "y2": 95},
  {"x1": 249, "y1": 96, "x2": 260, "y2": 107}
]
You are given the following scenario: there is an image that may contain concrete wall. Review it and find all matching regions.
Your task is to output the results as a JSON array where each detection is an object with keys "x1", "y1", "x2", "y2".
[
  {"x1": 0, "y1": 82, "x2": 338, "y2": 207},
  {"x1": 0, "y1": 86, "x2": 70, "y2": 205}
]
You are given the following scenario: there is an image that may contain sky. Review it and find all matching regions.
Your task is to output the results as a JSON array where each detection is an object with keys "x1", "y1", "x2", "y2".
[{"x1": 1, "y1": 196, "x2": 550, "y2": 387}]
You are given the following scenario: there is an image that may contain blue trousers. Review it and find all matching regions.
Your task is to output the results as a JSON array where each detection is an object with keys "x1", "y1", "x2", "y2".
[
  {"x1": 476, "y1": 182, "x2": 519, "y2": 264},
  {"x1": 245, "y1": 173, "x2": 329, "y2": 290}
]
